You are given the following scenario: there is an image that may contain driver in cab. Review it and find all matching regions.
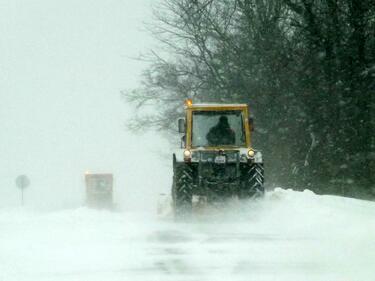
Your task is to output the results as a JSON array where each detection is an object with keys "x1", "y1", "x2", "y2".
[{"x1": 206, "y1": 115, "x2": 235, "y2": 146}]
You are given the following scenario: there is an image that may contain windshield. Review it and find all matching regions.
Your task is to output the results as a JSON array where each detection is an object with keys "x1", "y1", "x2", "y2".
[{"x1": 192, "y1": 110, "x2": 246, "y2": 147}]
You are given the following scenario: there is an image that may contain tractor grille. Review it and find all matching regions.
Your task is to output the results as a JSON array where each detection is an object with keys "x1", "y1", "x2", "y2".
[
  {"x1": 193, "y1": 150, "x2": 240, "y2": 182},
  {"x1": 199, "y1": 163, "x2": 238, "y2": 181}
]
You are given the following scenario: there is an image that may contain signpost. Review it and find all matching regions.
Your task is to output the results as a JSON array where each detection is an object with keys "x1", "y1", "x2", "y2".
[{"x1": 15, "y1": 175, "x2": 30, "y2": 206}]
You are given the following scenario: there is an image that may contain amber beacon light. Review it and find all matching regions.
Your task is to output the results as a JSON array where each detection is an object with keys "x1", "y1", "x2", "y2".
[{"x1": 185, "y1": 99, "x2": 193, "y2": 107}]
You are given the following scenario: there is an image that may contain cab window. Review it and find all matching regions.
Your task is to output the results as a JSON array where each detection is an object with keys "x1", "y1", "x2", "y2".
[{"x1": 191, "y1": 110, "x2": 246, "y2": 147}]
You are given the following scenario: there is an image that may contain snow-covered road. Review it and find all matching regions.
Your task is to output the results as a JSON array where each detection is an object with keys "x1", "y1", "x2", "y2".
[{"x1": 1, "y1": 188, "x2": 374, "y2": 281}]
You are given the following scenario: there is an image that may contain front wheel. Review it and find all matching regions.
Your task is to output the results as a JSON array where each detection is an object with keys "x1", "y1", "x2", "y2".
[
  {"x1": 239, "y1": 163, "x2": 265, "y2": 199},
  {"x1": 172, "y1": 161, "x2": 193, "y2": 218}
]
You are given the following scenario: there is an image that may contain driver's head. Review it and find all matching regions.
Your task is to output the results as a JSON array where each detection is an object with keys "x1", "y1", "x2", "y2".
[{"x1": 219, "y1": 115, "x2": 229, "y2": 127}]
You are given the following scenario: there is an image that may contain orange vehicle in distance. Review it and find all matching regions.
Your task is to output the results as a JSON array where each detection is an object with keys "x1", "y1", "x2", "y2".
[{"x1": 85, "y1": 173, "x2": 113, "y2": 209}]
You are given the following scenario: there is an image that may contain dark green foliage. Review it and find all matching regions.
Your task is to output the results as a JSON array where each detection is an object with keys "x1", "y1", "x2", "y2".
[{"x1": 126, "y1": 0, "x2": 375, "y2": 198}]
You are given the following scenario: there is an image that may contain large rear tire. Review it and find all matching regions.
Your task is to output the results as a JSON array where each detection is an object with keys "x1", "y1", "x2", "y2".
[
  {"x1": 172, "y1": 158, "x2": 193, "y2": 219},
  {"x1": 239, "y1": 163, "x2": 265, "y2": 199}
]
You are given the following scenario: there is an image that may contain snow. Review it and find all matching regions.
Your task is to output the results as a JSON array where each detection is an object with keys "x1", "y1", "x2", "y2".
[{"x1": 1, "y1": 188, "x2": 375, "y2": 281}]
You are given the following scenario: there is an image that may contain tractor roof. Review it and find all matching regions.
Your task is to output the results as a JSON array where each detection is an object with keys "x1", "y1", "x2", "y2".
[{"x1": 185, "y1": 101, "x2": 248, "y2": 111}]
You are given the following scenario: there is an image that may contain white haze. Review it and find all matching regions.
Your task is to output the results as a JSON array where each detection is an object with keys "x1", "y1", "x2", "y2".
[{"x1": 0, "y1": 0, "x2": 170, "y2": 211}]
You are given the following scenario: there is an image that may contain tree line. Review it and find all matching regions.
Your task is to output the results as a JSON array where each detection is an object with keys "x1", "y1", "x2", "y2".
[{"x1": 125, "y1": 0, "x2": 375, "y2": 198}]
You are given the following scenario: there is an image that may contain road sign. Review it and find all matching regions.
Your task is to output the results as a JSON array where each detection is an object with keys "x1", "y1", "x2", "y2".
[
  {"x1": 16, "y1": 175, "x2": 30, "y2": 190},
  {"x1": 15, "y1": 175, "x2": 30, "y2": 206}
]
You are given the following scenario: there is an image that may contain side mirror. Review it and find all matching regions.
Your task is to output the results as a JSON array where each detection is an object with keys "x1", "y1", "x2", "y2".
[
  {"x1": 178, "y1": 118, "x2": 185, "y2": 133},
  {"x1": 249, "y1": 117, "x2": 254, "y2": 132}
]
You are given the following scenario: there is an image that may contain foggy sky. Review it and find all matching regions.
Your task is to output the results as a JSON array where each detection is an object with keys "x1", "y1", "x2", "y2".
[{"x1": 0, "y1": 0, "x2": 170, "y2": 211}]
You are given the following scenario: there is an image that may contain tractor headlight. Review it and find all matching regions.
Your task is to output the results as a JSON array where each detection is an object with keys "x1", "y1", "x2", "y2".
[
  {"x1": 247, "y1": 149, "x2": 255, "y2": 158},
  {"x1": 183, "y1": 150, "x2": 192, "y2": 158}
]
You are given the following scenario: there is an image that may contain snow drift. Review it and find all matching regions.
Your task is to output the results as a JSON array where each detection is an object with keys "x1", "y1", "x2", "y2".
[{"x1": 0, "y1": 188, "x2": 374, "y2": 281}]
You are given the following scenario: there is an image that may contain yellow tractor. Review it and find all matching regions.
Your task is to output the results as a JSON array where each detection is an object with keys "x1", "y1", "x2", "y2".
[{"x1": 172, "y1": 100, "x2": 264, "y2": 217}]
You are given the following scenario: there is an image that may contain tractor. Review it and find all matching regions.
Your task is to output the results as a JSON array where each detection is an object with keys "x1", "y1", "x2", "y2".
[{"x1": 172, "y1": 100, "x2": 264, "y2": 217}]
